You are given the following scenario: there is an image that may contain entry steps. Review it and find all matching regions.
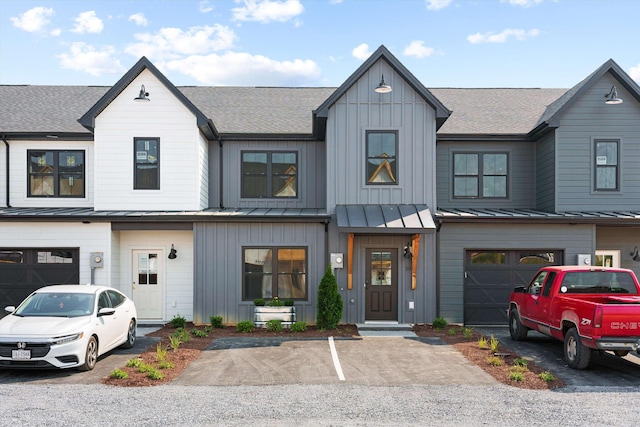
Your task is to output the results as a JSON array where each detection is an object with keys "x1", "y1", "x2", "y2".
[{"x1": 356, "y1": 322, "x2": 417, "y2": 337}]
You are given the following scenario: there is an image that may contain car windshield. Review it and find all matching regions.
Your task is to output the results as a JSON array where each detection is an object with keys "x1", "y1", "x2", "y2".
[{"x1": 14, "y1": 292, "x2": 95, "y2": 317}]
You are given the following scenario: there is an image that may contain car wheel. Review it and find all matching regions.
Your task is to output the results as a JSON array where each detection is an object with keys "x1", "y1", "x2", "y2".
[
  {"x1": 78, "y1": 336, "x2": 98, "y2": 371},
  {"x1": 509, "y1": 308, "x2": 528, "y2": 341},
  {"x1": 614, "y1": 350, "x2": 629, "y2": 357},
  {"x1": 564, "y1": 327, "x2": 591, "y2": 369},
  {"x1": 121, "y1": 319, "x2": 136, "y2": 349}
]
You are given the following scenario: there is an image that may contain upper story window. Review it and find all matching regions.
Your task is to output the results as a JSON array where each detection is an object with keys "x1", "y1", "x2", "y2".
[
  {"x1": 366, "y1": 131, "x2": 398, "y2": 185},
  {"x1": 595, "y1": 139, "x2": 619, "y2": 191},
  {"x1": 242, "y1": 151, "x2": 297, "y2": 198},
  {"x1": 134, "y1": 138, "x2": 159, "y2": 190},
  {"x1": 242, "y1": 247, "x2": 307, "y2": 300},
  {"x1": 453, "y1": 152, "x2": 508, "y2": 198},
  {"x1": 28, "y1": 150, "x2": 85, "y2": 198}
]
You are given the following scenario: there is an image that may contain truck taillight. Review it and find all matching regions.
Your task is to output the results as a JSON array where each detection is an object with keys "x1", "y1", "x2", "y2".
[{"x1": 594, "y1": 306, "x2": 603, "y2": 329}]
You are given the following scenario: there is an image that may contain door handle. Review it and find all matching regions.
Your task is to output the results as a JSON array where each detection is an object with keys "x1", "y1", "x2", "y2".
[{"x1": 364, "y1": 281, "x2": 368, "y2": 289}]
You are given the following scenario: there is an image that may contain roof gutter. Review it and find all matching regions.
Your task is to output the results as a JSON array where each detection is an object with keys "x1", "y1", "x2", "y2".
[{"x1": 2, "y1": 135, "x2": 10, "y2": 207}]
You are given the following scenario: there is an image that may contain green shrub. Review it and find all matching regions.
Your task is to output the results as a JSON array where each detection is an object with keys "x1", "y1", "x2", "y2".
[
  {"x1": 266, "y1": 319, "x2": 283, "y2": 332},
  {"x1": 155, "y1": 343, "x2": 168, "y2": 363},
  {"x1": 126, "y1": 358, "x2": 144, "y2": 368},
  {"x1": 191, "y1": 328, "x2": 208, "y2": 338},
  {"x1": 489, "y1": 334, "x2": 500, "y2": 353},
  {"x1": 478, "y1": 336, "x2": 489, "y2": 349},
  {"x1": 447, "y1": 328, "x2": 457, "y2": 336},
  {"x1": 463, "y1": 327, "x2": 473, "y2": 339},
  {"x1": 509, "y1": 371, "x2": 525, "y2": 382},
  {"x1": 204, "y1": 325, "x2": 213, "y2": 334},
  {"x1": 539, "y1": 371, "x2": 557, "y2": 382},
  {"x1": 110, "y1": 369, "x2": 129, "y2": 379},
  {"x1": 158, "y1": 361, "x2": 175, "y2": 370},
  {"x1": 169, "y1": 335, "x2": 182, "y2": 351},
  {"x1": 254, "y1": 298, "x2": 266, "y2": 306},
  {"x1": 486, "y1": 356, "x2": 504, "y2": 366},
  {"x1": 268, "y1": 297, "x2": 284, "y2": 307},
  {"x1": 147, "y1": 368, "x2": 165, "y2": 380},
  {"x1": 236, "y1": 320, "x2": 255, "y2": 333},
  {"x1": 284, "y1": 299, "x2": 295, "y2": 306},
  {"x1": 210, "y1": 315, "x2": 224, "y2": 328},
  {"x1": 290, "y1": 321, "x2": 307, "y2": 333},
  {"x1": 170, "y1": 314, "x2": 187, "y2": 329},
  {"x1": 514, "y1": 358, "x2": 528, "y2": 367},
  {"x1": 432, "y1": 317, "x2": 448, "y2": 331},
  {"x1": 172, "y1": 328, "x2": 190, "y2": 343},
  {"x1": 316, "y1": 264, "x2": 343, "y2": 330}
]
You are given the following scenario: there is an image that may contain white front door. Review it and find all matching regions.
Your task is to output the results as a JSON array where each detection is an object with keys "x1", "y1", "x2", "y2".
[{"x1": 132, "y1": 250, "x2": 163, "y2": 319}]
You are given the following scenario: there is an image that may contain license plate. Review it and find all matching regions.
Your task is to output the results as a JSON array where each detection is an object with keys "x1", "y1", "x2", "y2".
[{"x1": 11, "y1": 349, "x2": 31, "y2": 359}]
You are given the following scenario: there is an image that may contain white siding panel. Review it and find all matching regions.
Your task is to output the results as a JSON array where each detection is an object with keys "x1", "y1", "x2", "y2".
[
  {"x1": 199, "y1": 133, "x2": 209, "y2": 209},
  {"x1": 0, "y1": 222, "x2": 111, "y2": 285},
  {"x1": 6, "y1": 139, "x2": 94, "y2": 208},
  {"x1": 94, "y1": 69, "x2": 203, "y2": 211}
]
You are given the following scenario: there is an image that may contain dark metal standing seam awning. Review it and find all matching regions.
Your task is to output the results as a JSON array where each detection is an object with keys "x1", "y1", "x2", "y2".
[{"x1": 335, "y1": 204, "x2": 436, "y2": 234}]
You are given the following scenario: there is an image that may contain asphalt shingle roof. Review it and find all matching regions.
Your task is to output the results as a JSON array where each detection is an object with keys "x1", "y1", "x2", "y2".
[{"x1": 0, "y1": 84, "x2": 568, "y2": 137}]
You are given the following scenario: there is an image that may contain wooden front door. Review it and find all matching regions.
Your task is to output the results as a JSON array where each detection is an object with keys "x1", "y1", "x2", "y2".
[
  {"x1": 365, "y1": 249, "x2": 398, "y2": 321},
  {"x1": 132, "y1": 250, "x2": 163, "y2": 319}
]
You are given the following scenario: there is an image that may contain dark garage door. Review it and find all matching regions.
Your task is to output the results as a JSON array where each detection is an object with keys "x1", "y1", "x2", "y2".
[
  {"x1": 464, "y1": 250, "x2": 563, "y2": 326},
  {"x1": 0, "y1": 249, "x2": 79, "y2": 309}
]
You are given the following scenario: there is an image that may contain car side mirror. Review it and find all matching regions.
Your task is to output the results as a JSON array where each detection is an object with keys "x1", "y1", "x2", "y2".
[
  {"x1": 513, "y1": 286, "x2": 526, "y2": 293},
  {"x1": 98, "y1": 307, "x2": 116, "y2": 317},
  {"x1": 4, "y1": 306, "x2": 16, "y2": 314}
]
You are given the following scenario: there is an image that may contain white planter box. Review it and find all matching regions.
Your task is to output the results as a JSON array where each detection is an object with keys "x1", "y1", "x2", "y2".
[{"x1": 254, "y1": 306, "x2": 296, "y2": 326}]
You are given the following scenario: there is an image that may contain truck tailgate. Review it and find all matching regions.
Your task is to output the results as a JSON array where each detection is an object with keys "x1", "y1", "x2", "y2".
[{"x1": 600, "y1": 301, "x2": 640, "y2": 337}]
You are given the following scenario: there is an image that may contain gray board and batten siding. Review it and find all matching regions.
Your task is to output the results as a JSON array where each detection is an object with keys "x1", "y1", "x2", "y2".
[
  {"x1": 438, "y1": 222, "x2": 594, "y2": 325},
  {"x1": 535, "y1": 131, "x2": 556, "y2": 211},
  {"x1": 554, "y1": 76, "x2": 640, "y2": 212}
]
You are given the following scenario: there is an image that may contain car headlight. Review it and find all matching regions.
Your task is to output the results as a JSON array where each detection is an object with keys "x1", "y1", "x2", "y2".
[{"x1": 52, "y1": 333, "x2": 84, "y2": 345}]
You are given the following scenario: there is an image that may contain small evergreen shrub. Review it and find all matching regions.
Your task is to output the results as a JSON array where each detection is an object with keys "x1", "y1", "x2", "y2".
[
  {"x1": 110, "y1": 369, "x2": 129, "y2": 379},
  {"x1": 170, "y1": 314, "x2": 187, "y2": 329},
  {"x1": 210, "y1": 315, "x2": 224, "y2": 328},
  {"x1": 432, "y1": 317, "x2": 448, "y2": 331},
  {"x1": 290, "y1": 321, "x2": 307, "y2": 333},
  {"x1": 316, "y1": 264, "x2": 343, "y2": 330},
  {"x1": 266, "y1": 319, "x2": 283, "y2": 332},
  {"x1": 236, "y1": 320, "x2": 255, "y2": 333}
]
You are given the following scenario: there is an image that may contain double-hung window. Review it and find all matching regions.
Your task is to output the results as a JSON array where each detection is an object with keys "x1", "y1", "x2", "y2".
[
  {"x1": 134, "y1": 138, "x2": 160, "y2": 190},
  {"x1": 242, "y1": 151, "x2": 297, "y2": 198},
  {"x1": 453, "y1": 152, "x2": 508, "y2": 198},
  {"x1": 366, "y1": 131, "x2": 398, "y2": 184},
  {"x1": 243, "y1": 247, "x2": 307, "y2": 300},
  {"x1": 28, "y1": 150, "x2": 85, "y2": 197},
  {"x1": 594, "y1": 139, "x2": 619, "y2": 191}
]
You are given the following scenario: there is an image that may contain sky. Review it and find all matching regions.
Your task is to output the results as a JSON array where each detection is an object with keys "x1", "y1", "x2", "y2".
[{"x1": 1, "y1": 0, "x2": 639, "y2": 89}]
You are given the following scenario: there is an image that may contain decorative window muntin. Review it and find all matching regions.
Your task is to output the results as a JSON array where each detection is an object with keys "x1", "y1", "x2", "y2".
[
  {"x1": 453, "y1": 152, "x2": 508, "y2": 198},
  {"x1": 134, "y1": 138, "x2": 160, "y2": 190},
  {"x1": 366, "y1": 131, "x2": 398, "y2": 185},
  {"x1": 243, "y1": 247, "x2": 307, "y2": 300},
  {"x1": 241, "y1": 151, "x2": 297, "y2": 198},
  {"x1": 28, "y1": 150, "x2": 85, "y2": 197},
  {"x1": 595, "y1": 140, "x2": 619, "y2": 191}
]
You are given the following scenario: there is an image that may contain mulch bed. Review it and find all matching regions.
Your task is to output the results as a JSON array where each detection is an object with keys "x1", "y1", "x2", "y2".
[{"x1": 102, "y1": 322, "x2": 564, "y2": 389}]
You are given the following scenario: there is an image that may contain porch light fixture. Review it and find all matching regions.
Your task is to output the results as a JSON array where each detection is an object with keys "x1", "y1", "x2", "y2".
[
  {"x1": 403, "y1": 242, "x2": 412, "y2": 259},
  {"x1": 168, "y1": 244, "x2": 177, "y2": 259},
  {"x1": 604, "y1": 85, "x2": 623, "y2": 105},
  {"x1": 631, "y1": 247, "x2": 640, "y2": 262},
  {"x1": 374, "y1": 74, "x2": 392, "y2": 93},
  {"x1": 134, "y1": 84, "x2": 150, "y2": 102}
]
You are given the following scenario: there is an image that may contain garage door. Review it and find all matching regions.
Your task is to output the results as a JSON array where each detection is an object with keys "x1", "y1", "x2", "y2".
[
  {"x1": 464, "y1": 250, "x2": 563, "y2": 326},
  {"x1": 0, "y1": 249, "x2": 79, "y2": 309}
]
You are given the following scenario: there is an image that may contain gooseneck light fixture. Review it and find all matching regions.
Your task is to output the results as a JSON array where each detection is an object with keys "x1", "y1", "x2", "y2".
[
  {"x1": 374, "y1": 74, "x2": 392, "y2": 93},
  {"x1": 134, "y1": 84, "x2": 150, "y2": 101},
  {"x1": 604, "y1": 85, "x2": 623, "y2": 105}
]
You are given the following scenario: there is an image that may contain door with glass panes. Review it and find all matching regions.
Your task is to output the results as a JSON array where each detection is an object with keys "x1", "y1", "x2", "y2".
[
  {"x1": 365, "y1": 249, "x2": 398, "y2": 321},
  {"x1": 132, "y1": 250, "x2": 163, "y2": 319}
]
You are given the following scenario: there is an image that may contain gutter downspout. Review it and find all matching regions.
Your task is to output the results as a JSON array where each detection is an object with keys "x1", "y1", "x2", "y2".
[
  {"x1": 219, "y1": 139, "x2": 224, "y2": 209},
  {"x1": 2, "y1": 135, "x2": 10, "y2": 207}
]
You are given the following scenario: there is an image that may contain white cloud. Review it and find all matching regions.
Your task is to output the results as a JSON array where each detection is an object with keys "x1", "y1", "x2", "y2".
[
  {"x1": 199, "y1": 1, "x2": 214, "y2": 13},
  {"x1": 352, "y1": 43, "x2": 372, "y2": 61},
  {"x1": 128, "y1": 13, "x2": 148, "y2": 27},
  {"x1": 426, "y1": 0, "x2": 452, "y2": 10},
  {"x1": 467, "y1": 28, "x2": 540, "y2": 44},
  {"x1": 125, "y1": 25, "x2": 236, "y2": 60},
  {"x1": 501, "y1": 0, "x2": 544, "y2": 7},
  {"x1": 50, "y1": 28, "x2": 62, "y2": 36},
  {"x1": 72, "y1": 11, "x2": 104, "y2": 34},
  {"x1": 164, "y1": 52, "x2": 321, "y2": 85},
  {"x1": 403, "y1": 41, "x2": 435, "y2": 58},
  {"x1": 232, "y1": 0, "x2": 303, "y2": 23},
  {"x1": 57, "y1": 42, "x2": 125, "y2": 76},
  {"x1": 10, "y1": 7, "x2": 54, "y2": 32},
  {"x1": 630, "y1": 64, "x2": 640, "y2": 83}
]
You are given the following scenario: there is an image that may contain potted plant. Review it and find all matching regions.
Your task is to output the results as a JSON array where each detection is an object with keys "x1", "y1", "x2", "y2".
[{"x1": 254, "y1": 297, "x2": 296, "y2": 327}]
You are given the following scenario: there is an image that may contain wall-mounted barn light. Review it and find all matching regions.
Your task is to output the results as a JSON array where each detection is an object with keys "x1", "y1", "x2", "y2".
[
  {"x1": 630, "y1": 246, "x2": 640, "y2": 262},
  {"x1": 134, "y1": 84, "x2": 150, "y2": 102},
  {"x1": 374, "y1": 74, "x2": 392, "y2": 93},
  {"x1": 604, "y1": 85, "x2": 623, "y2": 105},
  {"x1": 168, "y1": 244, "x2": 177, "y2": 259}
]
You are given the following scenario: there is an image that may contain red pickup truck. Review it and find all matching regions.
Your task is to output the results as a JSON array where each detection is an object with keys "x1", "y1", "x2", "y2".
[{"x1": 508, "y1": 266, "x2": 640, "y2": 369}]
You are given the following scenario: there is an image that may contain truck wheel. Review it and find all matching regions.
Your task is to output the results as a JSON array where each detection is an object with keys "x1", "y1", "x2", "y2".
[
  {"x1": 614, "y1": 350, "x2": 629, "y2": 357},
  {"x1": 509, "y1": 309, "x2": 528, "y2": 341},
  {"x1": 564, "y1": 328, "x2": 591, "y2": 369}
]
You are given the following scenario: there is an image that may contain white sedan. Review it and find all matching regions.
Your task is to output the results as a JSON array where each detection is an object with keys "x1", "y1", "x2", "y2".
[{"x1": 0, "y1": 285, "x2": 137, "y2": 371}]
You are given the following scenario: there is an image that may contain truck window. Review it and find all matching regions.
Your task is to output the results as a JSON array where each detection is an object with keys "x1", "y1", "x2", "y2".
[
  {"x1": 560, "y1": 271, "x2": 638, "y2": 294},
  {"x1": 527, "y1": 271, "x2": 547, "y2": 295},
  {"x1": 541, "y1": 272, "x2": 556, "y2": 296}
]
